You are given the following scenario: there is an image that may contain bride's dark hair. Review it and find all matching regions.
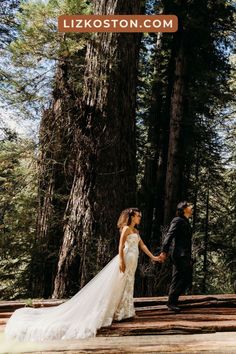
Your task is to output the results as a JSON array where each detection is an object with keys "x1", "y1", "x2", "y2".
[{"x1": 117, "y1": 208, "x2": 141, "y2": 231}]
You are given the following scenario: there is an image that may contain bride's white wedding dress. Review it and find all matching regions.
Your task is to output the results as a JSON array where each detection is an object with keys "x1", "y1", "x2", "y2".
[{"x1": 5, "y1": 233, "x2": 140, "y2": 342}]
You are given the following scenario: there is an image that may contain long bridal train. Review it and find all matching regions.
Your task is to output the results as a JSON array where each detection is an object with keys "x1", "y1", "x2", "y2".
[{"x1": 5, "y1": 233, "x2": 140, "y2": 341}]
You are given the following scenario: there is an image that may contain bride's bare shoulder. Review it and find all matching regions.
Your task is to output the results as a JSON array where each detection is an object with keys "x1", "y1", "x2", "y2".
[
  {"x1": 122, "y1": 225, "x2": 131, "y2": 234},
  {"x1": 121, "y1": 226, "x2": 134, "y2": 237},
  {"x1": 124, "y1": 227, "x2": 139, "y2": 235}
]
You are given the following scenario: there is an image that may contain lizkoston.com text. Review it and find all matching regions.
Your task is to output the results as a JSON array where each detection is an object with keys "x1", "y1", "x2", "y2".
[{"x1": 58, "y1": 15, "x2": 178, "y2": 33}]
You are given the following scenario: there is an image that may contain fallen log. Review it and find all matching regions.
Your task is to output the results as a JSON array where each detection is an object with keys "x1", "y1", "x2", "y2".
[
  {"x1": 1, "y1": 295, "x2": 236, "y2": 337},
  {"x1": 134, "y1": 294, "x2": 236, "y2": 307}
]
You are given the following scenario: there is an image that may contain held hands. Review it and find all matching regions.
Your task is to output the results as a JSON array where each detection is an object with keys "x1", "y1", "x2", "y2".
[
  {"x1": 151, "y1": 252, "x2": 167, "y2": 263},
  {"x1": 152, "y1": 255, "x2": 162, "y2": 262},
  {"x1": 152, "y1": 256, "x2": 163, "y2": 263},
  {"x1": 158, "y1": 252, "x2": 167, "y2": 263}
]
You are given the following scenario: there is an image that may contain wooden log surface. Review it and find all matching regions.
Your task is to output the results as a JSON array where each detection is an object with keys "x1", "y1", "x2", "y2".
[
  {"x1": 1, "y1": 295, "x2": 236, "y2": 353},
  {"x1": 1, "y1": 332, "x2": 236, "y2": 353}
]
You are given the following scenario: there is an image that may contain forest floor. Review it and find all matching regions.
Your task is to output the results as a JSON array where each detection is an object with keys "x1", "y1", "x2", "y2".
[{"x1": 0, "y1": 294, "x2": 236, "y2": 353}]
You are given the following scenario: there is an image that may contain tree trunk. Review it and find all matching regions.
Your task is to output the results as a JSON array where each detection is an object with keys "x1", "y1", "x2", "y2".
[
  {"x1": 138, "y1": 27, "x2": 182, "y2": 296},
  {"x1": 164, "y1": 33, "x2": 187, "y2": 225},
  {"x1": 153, "y1": 29, "x2": 179, "y2": 233},
  {"x1": 192, "y1": 147, "x2": 200, "y2": 233},
  {"x1": 141, "y1": 39, "x2": 163, "y2": 247},
  {"x1": 137, "y1": 32, "x2": 171, "y2": 296},
  {"x1": 31, "y1": 56, "x2": 81, "y2": 297},
  {"x1": 53, "y1": 0, "x2": 143, "y2": 298},
  {"x1": 140, "y1": 29, "x2": 175, "y2": 246},
  {"x1": 202, "y1": 183, "x2": 209, "y2": 293}
]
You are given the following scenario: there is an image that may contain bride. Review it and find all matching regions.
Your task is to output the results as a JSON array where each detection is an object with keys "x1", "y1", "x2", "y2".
[{"x1": 5, "y1": 207, "x2": 161, "y2": 341}]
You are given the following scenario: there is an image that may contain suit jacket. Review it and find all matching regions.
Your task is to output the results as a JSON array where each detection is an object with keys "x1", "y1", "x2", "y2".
[{"x1": 161, "y1": 216, "x2": 192, "y2": 259}]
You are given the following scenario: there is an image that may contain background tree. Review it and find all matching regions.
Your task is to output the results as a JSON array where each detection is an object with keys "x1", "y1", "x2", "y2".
[{"x1": 136, "y1": 0, "x2": 235, "y2": 295}]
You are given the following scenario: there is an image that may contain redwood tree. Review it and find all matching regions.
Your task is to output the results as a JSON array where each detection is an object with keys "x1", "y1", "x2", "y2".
[
  {"x1": 163, "y1": 31, "x2": 187, "y2": 224},
  {"x1": 31, "y1": 57, "x2": 81, "y2": 297},
  {"x1": 53, "y1": 0, "x2": 143, "y2": 298}
]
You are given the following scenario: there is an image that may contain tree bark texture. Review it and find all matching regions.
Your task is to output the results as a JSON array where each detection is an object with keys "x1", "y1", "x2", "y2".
[
  {"x1": 53, "y1": 0, "x2": 143, "y2": 298},
  {"x1": 164, "y1": 33, "x2": 187, "y2": 225},
  {"x1": 31, "y1": 57, "x2": 80, "y2": 297}
]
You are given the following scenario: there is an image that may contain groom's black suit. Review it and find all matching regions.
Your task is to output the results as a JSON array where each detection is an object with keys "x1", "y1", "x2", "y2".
[{"x1": 162, "y1": 215, "x2": 192, "y2": 306}]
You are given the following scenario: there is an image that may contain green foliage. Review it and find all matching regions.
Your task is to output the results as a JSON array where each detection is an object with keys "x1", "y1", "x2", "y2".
[
  {"x1": 189, "y1": 113, "x2": 236, "y2": 293},
  {"x1": 0, "y1": 131, "x2": 38, "y2": 299},
  {"x1": 11, "y1": 0, "x2": 91, "y2": 61},
  {"x1": 189, "y1": 48, "x2": 236, "y2": 294},
  {"x1": 0, "y1": 0, "x2": 91, "y2": 117}
]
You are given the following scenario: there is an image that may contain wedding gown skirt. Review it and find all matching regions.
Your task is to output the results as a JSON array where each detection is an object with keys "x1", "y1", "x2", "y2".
[{"x1": 5, "y1": 233, "x2": 140, "y2": 341}]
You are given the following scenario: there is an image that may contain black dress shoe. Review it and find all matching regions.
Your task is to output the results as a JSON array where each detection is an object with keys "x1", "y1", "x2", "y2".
[{"x1": 167, "y1": 304, "x2": 181, "y2": 312}]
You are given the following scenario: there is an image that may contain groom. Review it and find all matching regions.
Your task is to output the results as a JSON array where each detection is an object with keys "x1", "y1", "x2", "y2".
[{"x1": 159, "y1": 201, "x2": 193, "y2": 312}]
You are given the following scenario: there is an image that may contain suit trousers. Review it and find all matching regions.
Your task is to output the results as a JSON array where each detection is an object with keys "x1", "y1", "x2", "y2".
[{"x1": 168, "y1": 256, "x2": 192, "y2": 305}]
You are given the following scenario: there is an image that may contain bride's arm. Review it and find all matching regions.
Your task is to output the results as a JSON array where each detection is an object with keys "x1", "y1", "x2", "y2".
[
  {"x1": 118, "y1": 226, "x2": 129, "y2": 272},
  {"x1": 139, "y1": 238, "x2": 159, "y2": 261}
]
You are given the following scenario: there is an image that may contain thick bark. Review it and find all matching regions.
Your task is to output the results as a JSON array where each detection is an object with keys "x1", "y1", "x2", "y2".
[
  {"x1": 31, "y1": 58, "x2": 80, "y2": 297},
  {"x1": 164, "y1": 34, "x2": 187, "y2": 225},
  {"x1": 53, "y1": 0, "x2": 143, "y2": 298},
  {"x1": 202, "y1": 184, "x2": 209, "y2": 293},
  {"x1": 153, "y1": 31, "x2": 178, "y2": 233}
]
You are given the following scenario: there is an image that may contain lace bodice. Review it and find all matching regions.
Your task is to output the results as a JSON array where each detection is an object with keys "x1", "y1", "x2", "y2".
[{"x1": 124, "y1": 233, "x2": 140, "y2": 252}]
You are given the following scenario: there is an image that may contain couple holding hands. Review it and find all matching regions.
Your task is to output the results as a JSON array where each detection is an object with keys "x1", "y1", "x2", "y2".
[{"x1": 118, "y1": 201, "x2": 193, "y2": 313}]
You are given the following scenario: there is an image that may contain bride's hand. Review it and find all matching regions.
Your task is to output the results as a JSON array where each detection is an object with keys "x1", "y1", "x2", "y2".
[
  {"x1": 152, "y1": 255, "x2": 164, "y2": 263},
  {"x1": 119, "y1": 260, "x2": 126, "y2": 273}
]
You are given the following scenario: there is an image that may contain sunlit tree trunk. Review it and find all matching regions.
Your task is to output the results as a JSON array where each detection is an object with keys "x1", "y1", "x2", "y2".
[
  {"x1": 53, "y1": 0, "x2": 143, "y2": 298},
  {"x1": 31, "y1": 56, "x2": 81, "y2": 297}
]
